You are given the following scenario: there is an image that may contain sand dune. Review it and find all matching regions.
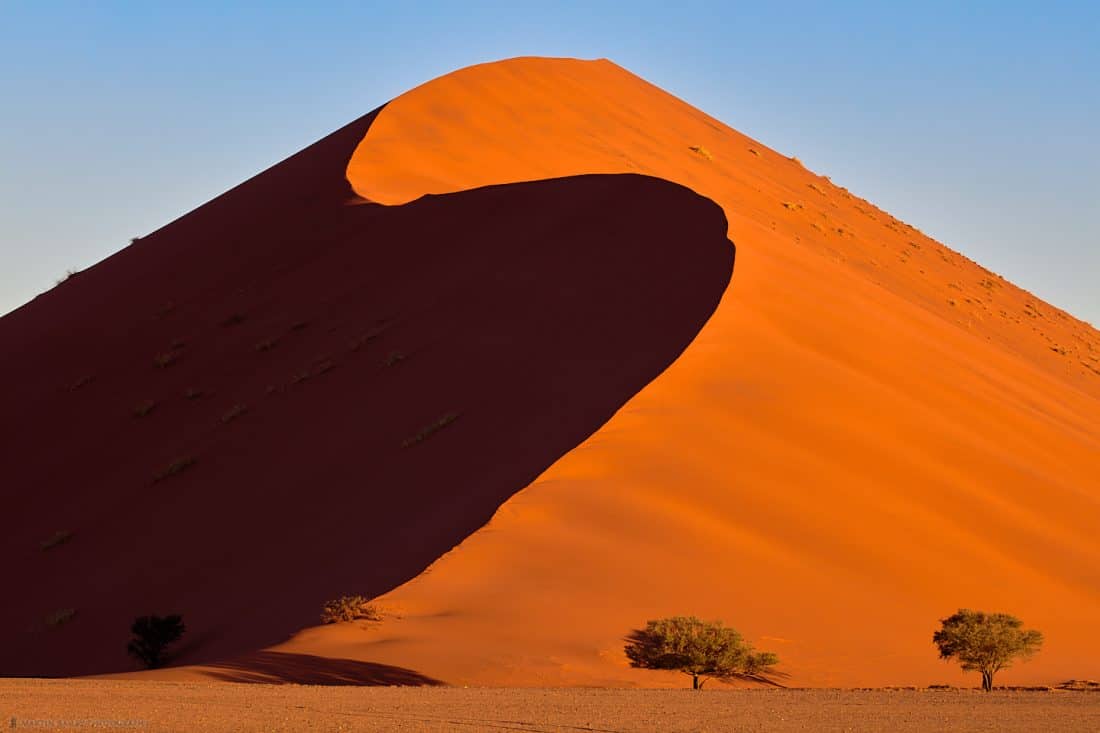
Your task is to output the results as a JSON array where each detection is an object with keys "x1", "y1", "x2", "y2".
[
  {"x1": 4, "y1": 56, "x2": 1098, "y2": 688},
  {"x1": 292, "y1": 57, "x2": 1100, "y2": 687},
  {"x1": 0, "y1": 113, "x2": 731, "y2": 676}
]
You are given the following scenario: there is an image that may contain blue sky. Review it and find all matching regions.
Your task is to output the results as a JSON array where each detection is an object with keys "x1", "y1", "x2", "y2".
[{"x1": 2, "y1": 2, "x2": 1097, "y2": 323}]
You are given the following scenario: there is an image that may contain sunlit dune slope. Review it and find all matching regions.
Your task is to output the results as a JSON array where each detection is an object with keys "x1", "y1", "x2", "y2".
[
  {"x1": 250, "y1": 56, "x2": 1098, "y2": 688},
  {"x1": 0, "y1": 105, "x2": 732, "y2": 675}
]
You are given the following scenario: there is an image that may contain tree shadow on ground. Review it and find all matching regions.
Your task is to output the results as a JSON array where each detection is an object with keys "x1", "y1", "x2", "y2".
[{"x1": 200, "y1": 650, "x2": 443, "y2": 686}]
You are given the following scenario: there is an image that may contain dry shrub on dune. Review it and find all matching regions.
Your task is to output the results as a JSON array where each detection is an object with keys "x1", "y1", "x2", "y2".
[{"x1": 320, "y1": 595, "x2": 382, "y2": 624}]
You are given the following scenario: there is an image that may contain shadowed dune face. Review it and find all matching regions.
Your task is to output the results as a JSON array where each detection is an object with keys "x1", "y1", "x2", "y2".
[
  {"x1": 199, "y1": 651, "x2": 443, "y2": 686},
  {"x1": 0, "y1": 113, "x2": 733, "y2": 674}
]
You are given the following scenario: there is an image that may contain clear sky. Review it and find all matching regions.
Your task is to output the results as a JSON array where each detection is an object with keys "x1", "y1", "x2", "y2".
[{"x1": 2, "y1": 2, "x2": 1097, "y2": 323}]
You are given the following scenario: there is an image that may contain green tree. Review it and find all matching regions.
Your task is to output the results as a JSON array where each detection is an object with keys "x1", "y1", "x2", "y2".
[
  {"x1": 127, "y1": 615, "x2": 186, "y2": 669},
  {"x1": 932, "y1": 609, "x2": 1042, "y2": 691},
  {"x1": 624, "y1": 616, "x2": 779, "y2": 689}
]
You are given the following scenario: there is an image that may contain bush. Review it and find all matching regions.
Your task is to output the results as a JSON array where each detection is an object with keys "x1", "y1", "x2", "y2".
[
  {"x1": 320, "y1": 595, "x2": 382, "y2": 624},
  {"x1": 625, "y1": 616, "x2": 779, "y2": 689},
  {"x1": 127, "y1": 615, "x2": 186, "y2": 669}
]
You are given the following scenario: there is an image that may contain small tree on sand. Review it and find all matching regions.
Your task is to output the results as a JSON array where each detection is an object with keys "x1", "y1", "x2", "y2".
[
  {"x1": 127, "y1": 615, "x2": 186, "y2": 669},
  {"x1": 932, "y1": 609, "x2": 1042, "y2": 691},
  {"x1": 624, "y1": 616, "x2": 779, "y2": 689}
]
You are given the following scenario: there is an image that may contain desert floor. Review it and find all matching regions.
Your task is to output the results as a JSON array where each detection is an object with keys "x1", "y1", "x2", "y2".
[{"x1": 3, "y1": 681, "x2": 1098, "y2": 732}]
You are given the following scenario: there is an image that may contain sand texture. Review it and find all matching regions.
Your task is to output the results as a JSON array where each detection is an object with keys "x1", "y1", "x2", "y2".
[
  {"x1": 3, "y1": 57, "x2": 1098, "y2": 688},
  {"x1": 3, "y1": 681, "x2": 1100, "y2": 732}
]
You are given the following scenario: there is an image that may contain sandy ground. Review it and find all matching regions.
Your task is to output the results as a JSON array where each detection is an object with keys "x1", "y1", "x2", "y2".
[{"x1": 3, "y1": 680, "x2": 1099, "y2": 732}]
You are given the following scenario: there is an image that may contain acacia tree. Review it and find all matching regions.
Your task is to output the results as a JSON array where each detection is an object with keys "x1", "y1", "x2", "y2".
[
  {"x1": 624, "y1": 616, "x2": 779, "y2": 689},
  {"x1": 932, "y1": 609, "x2": 1042, "y2": 691},
  {"x1": 127, "y1": 615, "x2": 186, "y2": 669}
]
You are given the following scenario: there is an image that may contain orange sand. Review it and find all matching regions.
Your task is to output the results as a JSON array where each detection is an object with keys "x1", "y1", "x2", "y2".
[{"x1": 309, "y1": 57, "x2": 1100, "y2": 687}]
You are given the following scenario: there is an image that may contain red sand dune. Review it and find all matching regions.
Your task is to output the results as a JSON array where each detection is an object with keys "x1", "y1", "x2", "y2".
[
  {"x1": 4, "y1": 57, "x2": 1099, "y2": 688},
  {"x1": 0, "y1": 112, "x2": 732, "y2": 677}
]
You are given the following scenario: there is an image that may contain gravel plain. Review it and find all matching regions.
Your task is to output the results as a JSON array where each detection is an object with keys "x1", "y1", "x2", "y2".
[{"x1": 3, "y1": 680, "x2": 1100, "y2": 732}]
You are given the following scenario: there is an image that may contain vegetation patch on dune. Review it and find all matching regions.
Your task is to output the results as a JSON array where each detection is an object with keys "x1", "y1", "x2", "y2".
[
  {"x1": 402, "y1": 412, "x2": 460, "y2": 448},
  {"x1": 220, "y1": 404, "x2": 248, "y2": 424},
  {"x1": 40, "y1": 530, "x2": 74, "y2": 551},
  {"x1": 45, "y1": 608, "x2": 76, "y2": 628},
  {"x1": 688, "y1": 145, "x2": 712, "y2": 160},
  {"x1": 153, "y1": 456, "x2": 197, "y2": 483},
  {"x1": 128, "y1": 615, "x2": 186, "y2": 669},
  {"x1": 67, "y1": 375, "x2": 94, "y2": 392},
  {"x1": 320, "y1": 595, "x2": 383, "y2": 625}
]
